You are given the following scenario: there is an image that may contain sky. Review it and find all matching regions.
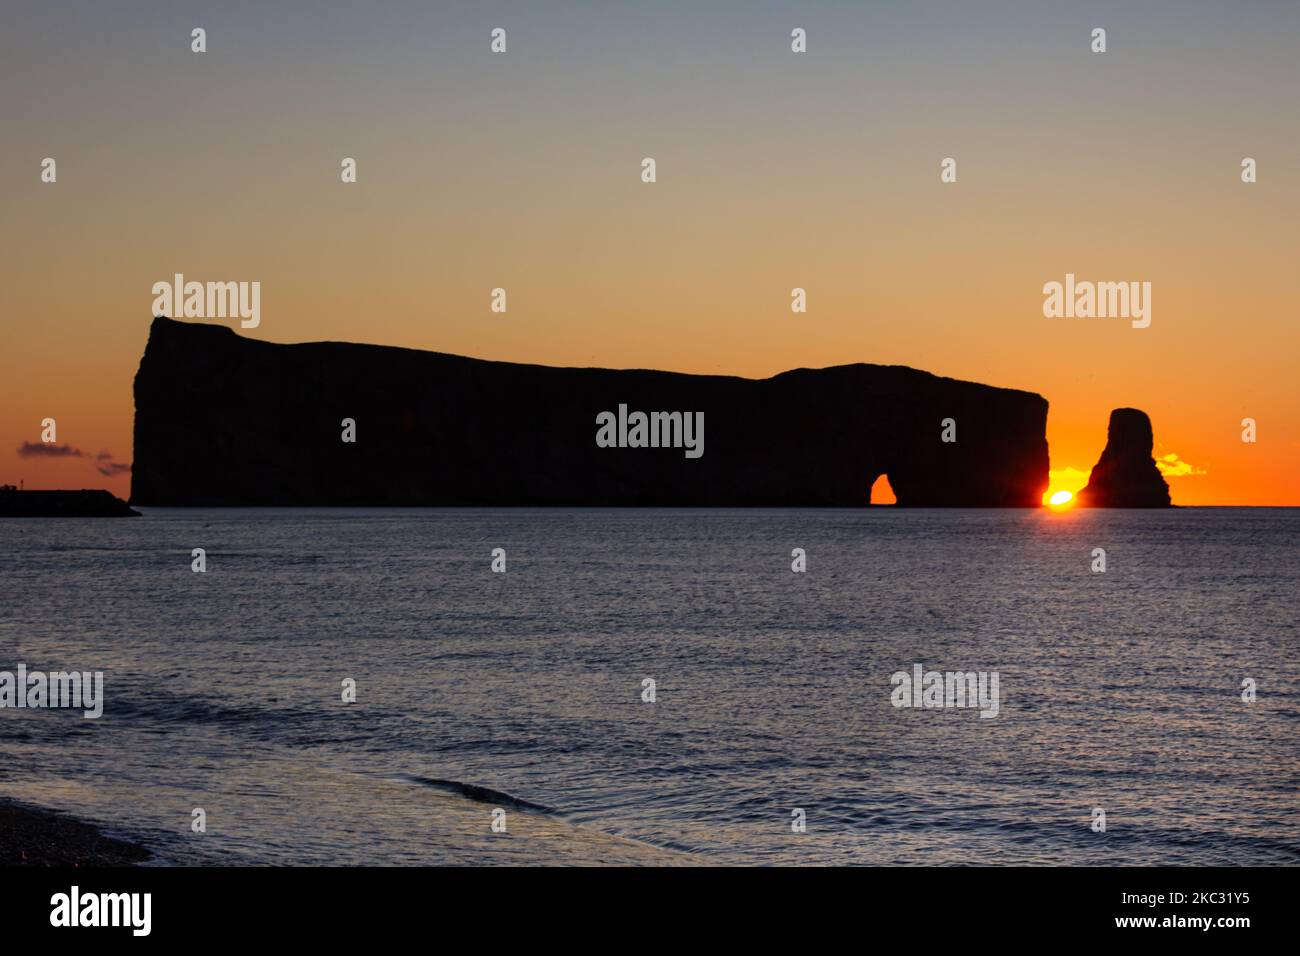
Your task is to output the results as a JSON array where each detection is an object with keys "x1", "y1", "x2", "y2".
[{"x1": 2, "y1": 1, "x2": 1297, "y2": 505}]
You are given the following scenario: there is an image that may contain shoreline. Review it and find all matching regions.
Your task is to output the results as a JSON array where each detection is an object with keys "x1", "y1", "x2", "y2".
[{"x1": 0, "y1": 797, "x2": 151, "y2": 867}]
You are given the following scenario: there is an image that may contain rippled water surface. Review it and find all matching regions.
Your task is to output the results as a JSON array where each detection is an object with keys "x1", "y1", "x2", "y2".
[{"x1": 1, "y1": 508, "x2": 1296, "y2": 864}]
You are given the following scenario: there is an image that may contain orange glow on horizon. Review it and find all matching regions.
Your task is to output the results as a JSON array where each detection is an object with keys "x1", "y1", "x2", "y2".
[{"x1": 1042, "y1": 466, "x2": 1091, "y2": 508}]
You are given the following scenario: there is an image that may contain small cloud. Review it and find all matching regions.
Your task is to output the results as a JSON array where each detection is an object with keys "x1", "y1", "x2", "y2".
[
  {"x1": 16, "y1": 442, "x2": 130, "y2": 477},
  {"x1": 1156, "y1": 453, "x2": 1206, "y2": 478},
  {"x1": 17, "y1": 441, "x2": 85, "y2": 458}
]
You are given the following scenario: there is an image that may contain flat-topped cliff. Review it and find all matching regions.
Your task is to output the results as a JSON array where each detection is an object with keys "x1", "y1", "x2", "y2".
[{"x1": 131, "y1": 318, "x2": 1050, "y2": 507}]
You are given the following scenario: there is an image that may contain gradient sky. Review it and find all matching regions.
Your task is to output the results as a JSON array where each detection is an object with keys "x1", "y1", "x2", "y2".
[{"x1": 2, "y1": 1, "x2": 1297, "y2": 504}]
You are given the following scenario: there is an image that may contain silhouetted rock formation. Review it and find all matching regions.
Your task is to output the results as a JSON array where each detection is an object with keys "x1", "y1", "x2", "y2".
[
  {"x1": 131, "y1": 317, "x2": 1050, "y2": 507},
  {"x1": 0, "y1": 489, "x2": 139, "y2": 517},
  {"x1": 1076, "y1": 408, "x2": 1171, "y2": 507}
]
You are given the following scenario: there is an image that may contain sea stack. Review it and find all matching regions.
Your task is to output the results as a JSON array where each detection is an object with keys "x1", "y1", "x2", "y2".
[{"x1": 1076, "y1": 408, "x2": 1172, "y2": 507}]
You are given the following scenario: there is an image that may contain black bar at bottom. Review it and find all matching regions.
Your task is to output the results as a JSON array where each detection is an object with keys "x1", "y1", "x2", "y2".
[{"x1": 0, "y1": 866, "x2": 1283, "y2": 942}]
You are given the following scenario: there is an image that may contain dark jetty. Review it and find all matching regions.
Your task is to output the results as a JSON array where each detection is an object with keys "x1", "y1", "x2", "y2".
[
  {"x1": 132, "y1": 317, "x2": 1050, "y2": 507},
  {"x1": 1076, "y1": 408, "x2": 1172, "y2": 507},
  {"x1": 0, "y1": 488, "x2": 139, "y2": 517}
]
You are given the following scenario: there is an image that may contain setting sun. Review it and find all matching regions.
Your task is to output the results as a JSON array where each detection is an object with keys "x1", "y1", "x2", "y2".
[{"x1": 1048, "y1": 490, "x2": 1075, "y2": 507}]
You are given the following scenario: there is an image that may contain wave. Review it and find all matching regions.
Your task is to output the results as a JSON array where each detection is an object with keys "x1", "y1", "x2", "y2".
[{"x1": 389, "y1": 773, "x2": 557, "y2": 814}]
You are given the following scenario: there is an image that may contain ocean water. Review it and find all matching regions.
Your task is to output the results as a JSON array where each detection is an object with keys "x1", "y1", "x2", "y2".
[{"x1": 0, "y1": 508, "x2": 1296, "y2": 866}]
